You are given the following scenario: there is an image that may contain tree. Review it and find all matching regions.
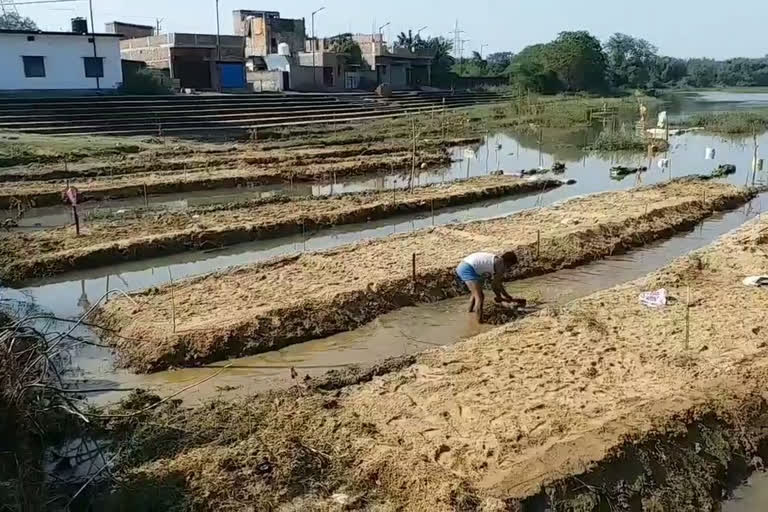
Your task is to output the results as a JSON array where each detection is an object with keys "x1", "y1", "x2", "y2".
[
  {"x1": 328, "y1": 33, "x2": 368, "y2": 68},
  {"x1": 545, "y1": 31, "x2": 608, "y2": 91},
  {"x1": 486, "y1": 52, "x2": 514, "y2": 75},
  {"x1": 687, "y1": 58, "x2": 717, "y2": 88},
  {"x1": 605, "y1": 33, "x2": 658, "y2": 88},
  {"x1": 395, "y1": 30, "x2": 424, "y2": 53},
  {"x1": 506, "y1": 44, "x2": 563, "y2": 93},
  {"x1": 0, "y1": 12, "x2": 38, "y2": 30}
]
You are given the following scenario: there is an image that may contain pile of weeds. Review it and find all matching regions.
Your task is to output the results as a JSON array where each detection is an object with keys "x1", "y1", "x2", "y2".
[
  {"x1": 90, "y1": 389, "x2": 367, "y2": 511},
  {"x1": 0, "y1": 307, "x2": 84, "y2": 510}
]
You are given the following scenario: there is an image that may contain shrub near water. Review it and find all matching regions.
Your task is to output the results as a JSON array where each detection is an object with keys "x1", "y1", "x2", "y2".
[{"x1": 686, "y1": 111, "x2": 768, "y2": 134}]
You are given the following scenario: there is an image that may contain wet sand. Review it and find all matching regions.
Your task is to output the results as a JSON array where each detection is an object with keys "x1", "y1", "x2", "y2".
[{"x1": 96, "y1": 180, "x2": 753, "y2": 372}]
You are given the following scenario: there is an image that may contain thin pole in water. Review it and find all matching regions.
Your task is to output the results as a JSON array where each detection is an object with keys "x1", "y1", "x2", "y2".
[
  {"x1": 168, "y1": 267, "x2": 176, "y2": 334},
  {"x1": 752, "y1": 132, "x2": 759, "y2": 187},
  {"x1": 431, "y1": 198, "x2": 435, "y2": 226}
]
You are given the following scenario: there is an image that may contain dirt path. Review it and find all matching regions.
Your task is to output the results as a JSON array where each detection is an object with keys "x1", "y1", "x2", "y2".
[
  {"x1": 104, "y1": 217, "x2": 768, "y2": 512},
  {"x1": 97, "y1": 180, "x2": 754, "y2": 372},
  {"x1": 0, "y1": 176, "x2": 562, "y2": 284}
]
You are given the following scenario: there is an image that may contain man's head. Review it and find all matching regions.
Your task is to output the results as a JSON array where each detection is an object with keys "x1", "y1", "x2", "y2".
[{"x1": 501, "y1": 251, "x2": 518, "y2": 268}]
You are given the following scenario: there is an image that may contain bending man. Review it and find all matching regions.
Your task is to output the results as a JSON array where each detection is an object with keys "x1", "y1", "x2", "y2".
[{"x1": 455, "y1": 251, "x2": 523, "y2": 323}]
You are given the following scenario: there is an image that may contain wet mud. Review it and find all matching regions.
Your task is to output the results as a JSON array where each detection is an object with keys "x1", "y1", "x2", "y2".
[
  {"x1": 101, "y1": 218, "x2": 768, "y2": 511},
  {"x1": 0, "y1": 176, "x2": 563, "y2": 284},
  {"x1": 96, "y1": 180, "x2": 755, "y2": 372}
]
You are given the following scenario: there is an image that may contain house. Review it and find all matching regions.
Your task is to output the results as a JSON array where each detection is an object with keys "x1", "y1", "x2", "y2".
[
  {"x1": 353, "y1": 34, "x2": 433, "y2": 89},
  {"x1": 0, "y1": 28, "x2": 123, "y2": 91},
  {"x1": 119, "y1": 32, "x2": 246, "y2": 90},
  {"x1": 233, "y1": 10, "x2": 305, "y2": 57},
  {"x1": 105, "y1": 21, "x2": 155, "y2": 40}
]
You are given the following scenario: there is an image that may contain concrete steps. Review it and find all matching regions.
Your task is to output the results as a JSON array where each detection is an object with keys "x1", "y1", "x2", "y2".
[{"x1": 0, "y1": 91, "x2": 509, "y2": 136}]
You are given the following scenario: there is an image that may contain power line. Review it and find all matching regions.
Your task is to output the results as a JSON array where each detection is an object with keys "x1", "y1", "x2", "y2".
[{"x1": 3, "y1": 0, "x2": 82, "y2": 5}]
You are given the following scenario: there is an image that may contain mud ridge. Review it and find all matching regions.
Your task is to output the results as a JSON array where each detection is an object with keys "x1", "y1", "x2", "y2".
[
  {"x1": 0, "y1": 151, "x2": 452, "y2": 209},
  {"x1": 97, "y1": 217, "x2": 768, "y2": 511},
  {"x1": 513, "y1": 396, "x2": 768, "y2": 511},
  {"x1": 96, "y1": 179, "x2": 756, "y2": 372},
  {"x1": 0, "y1": 177, "x2": 563, "y2": 284}
]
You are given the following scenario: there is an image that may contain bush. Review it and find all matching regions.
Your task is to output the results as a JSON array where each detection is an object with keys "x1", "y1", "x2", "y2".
[{"x1": 120, "y1": 68, "x2": 172, "y2": 95}]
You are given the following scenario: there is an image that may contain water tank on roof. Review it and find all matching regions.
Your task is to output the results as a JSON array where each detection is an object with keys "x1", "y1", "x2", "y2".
[
  {"x1": 277, "y1": 42, "x2": 291, "y2": 56},
  {"x1": 71, "y1": 17, "x2": 88, "y2": 34}
]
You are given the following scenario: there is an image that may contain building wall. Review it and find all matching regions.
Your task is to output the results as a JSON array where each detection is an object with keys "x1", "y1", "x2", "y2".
[
  {"x1": 105, "y1": 22, "x2": 154, "y2": 40},
  {"x1": 0, "y1": 33, "x2": 123, "y2": 90},
  {"x1": 248, "y1": 70, "x2": 283, "y2": 91},
  {"x1": 237, "y1": 13, "x2": 305, "y2": 57}
]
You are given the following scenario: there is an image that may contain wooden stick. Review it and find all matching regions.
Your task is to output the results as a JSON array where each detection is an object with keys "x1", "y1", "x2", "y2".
[
  {"x1": 412, "y1": 253, "x2": 416, "y2": 285},
  {"x1": 536, "y1": 230, "x2": 541, "y2": 259},
  {"x1": 72, "y1": 204, "x2": 80, "y2": 236},
  {"x1": 684, "y1": 285, "x2": 691, "y2": 350},
  {"x1": 168, "y1": 267, "x2": 176, "y2": 334}
]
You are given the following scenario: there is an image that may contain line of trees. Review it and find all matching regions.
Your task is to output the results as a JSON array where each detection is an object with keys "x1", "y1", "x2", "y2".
[{"x1": 454, "y1": 31, "x2": 768, "y2": 93}]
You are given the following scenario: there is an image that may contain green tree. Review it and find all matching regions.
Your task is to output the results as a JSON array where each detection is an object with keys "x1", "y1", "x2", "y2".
[
  {"x1": 506, "y1": 44, "x2": 563, "y2": 93},
  {"x1": 0, "y1": 12, "x2": 38, "y2": 30},
  {"x1": 605, "y1": 33, "x2": 658, "y2": 88},
  {"x1": 328, "y1": 33, "x2": 368, "y2": 68},
  {"x1": 395, "y1": 30, "x2": 424, "y2": 53},
  {"x1": 686, "y1": 58, "x2": 717, "y2": 87},
  {"x1": 486, "y1": 52, "x2": 514, "y2": 75},
  {"x1": 545, "y1": 31, "x2": 608, "y2": 91}
]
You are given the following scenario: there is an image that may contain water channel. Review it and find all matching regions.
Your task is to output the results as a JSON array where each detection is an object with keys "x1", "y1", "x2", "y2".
[{"x1": 2, "y1": 90, "x2": 768, "y2": 507}]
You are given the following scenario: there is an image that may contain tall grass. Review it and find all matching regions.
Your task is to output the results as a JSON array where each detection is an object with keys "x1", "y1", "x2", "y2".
[{"x1": 685, "y1": 111, "x2": 768, "y2": 134}]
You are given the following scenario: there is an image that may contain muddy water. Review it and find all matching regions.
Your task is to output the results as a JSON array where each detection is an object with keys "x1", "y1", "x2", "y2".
[
  {"x1": 723, "y1": 472, "x2": 768, "y2": 511},
  {"x1": 39, "y1": 194, "x2": 759, "y2": 406}
]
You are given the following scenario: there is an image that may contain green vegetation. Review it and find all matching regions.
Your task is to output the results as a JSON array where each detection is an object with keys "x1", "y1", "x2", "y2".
[
  {"x1": 120, "y1": 68, "x2": 173, "y2": 96},
  {"x1": 451, "y1": 31, "x2": 768, "y2": 92},
  {"x1": 0, "y1": 132, "x2": 144, "y2": 167},
  {"x1": 0, "y1": 12, "x2": 37, "y2": 30},
  {"x1": 683, "y1": 111, "x2": 768, "y2": 134},
  {"x1": 588, "y1": 130, "x2": 669, "y2": 153}
]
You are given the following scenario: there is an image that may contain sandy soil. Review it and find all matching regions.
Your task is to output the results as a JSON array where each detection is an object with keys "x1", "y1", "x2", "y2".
[
  {"x1": 0, "y1": 176, "x2": 561, "y2": 284},
  {"x1": 105, "y1": 217, "x2": 768, "y2": 511},
  {"x1": 96, "y1": 180, "x2": 754, "y2": 372}
]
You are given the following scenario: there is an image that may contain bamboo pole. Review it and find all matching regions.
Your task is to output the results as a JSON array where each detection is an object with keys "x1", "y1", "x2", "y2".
[
  {"x1": 684, "y1": 285, "x2": 691, "y2": 350},
  {"x1": 168, "y1": 267, "x2": 176, "y2": 334}
]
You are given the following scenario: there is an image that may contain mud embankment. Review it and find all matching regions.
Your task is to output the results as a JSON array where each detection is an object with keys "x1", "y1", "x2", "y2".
[
  {"x1": 0, "y1": 176, "x2": 563, "y2": 284},
  {"x1": 0, "y1": 150, "x2": 452, "y2": 209},
  {"x1": 96, "y1": 180, "x2": 755, "y2": 372},
  {"x1": 99, "y1": 219, "x2": 768, "y2": 511},
  {"x1": 0, "y1": 138, "x2": 480, "y2": 183}
]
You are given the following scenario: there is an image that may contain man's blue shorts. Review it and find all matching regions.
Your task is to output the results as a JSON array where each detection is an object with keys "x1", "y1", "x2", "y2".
[{"x1": 456, "y1": 261, "x2": 483, "y2": 283}]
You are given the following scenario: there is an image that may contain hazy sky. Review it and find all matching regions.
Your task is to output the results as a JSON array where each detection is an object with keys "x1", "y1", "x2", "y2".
[{"x1": 17, "y1": 0, "x2": 768, "y2": 60}]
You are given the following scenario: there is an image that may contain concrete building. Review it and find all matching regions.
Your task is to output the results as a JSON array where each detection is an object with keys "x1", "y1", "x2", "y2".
[
  {"x1": 105, "y1": 21, "x2": 154, "y2": 40},
  {"x1": 353, "y1": 34, "x2": 433, "y2": 89},
  {"x1": 119, "y1": 32, "x2": 246, "y2": 90},
  {"x1": 299, "y1": 34, "x2": 433, "y2": 90},
  {"x1": 0, "y1": 29, "x2": 123, "y2": 91},
  {"x1": 233, "y1": 10, "x2": 305, "y2": 57}
]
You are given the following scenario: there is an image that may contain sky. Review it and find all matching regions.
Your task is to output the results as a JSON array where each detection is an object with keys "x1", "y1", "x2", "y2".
[{"x1": 13, "y1": 0, "x2": 768, "y2": 60}]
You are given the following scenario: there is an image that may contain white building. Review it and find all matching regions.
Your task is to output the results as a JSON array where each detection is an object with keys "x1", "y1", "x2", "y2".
[{"x1": 0, "y1": 29, "x2": 123, "y2": 91}]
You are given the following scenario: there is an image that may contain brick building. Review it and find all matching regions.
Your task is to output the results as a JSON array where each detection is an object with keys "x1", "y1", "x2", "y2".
[{"x1": 233, "y1": 10, "x2": 305, "y2": 57}]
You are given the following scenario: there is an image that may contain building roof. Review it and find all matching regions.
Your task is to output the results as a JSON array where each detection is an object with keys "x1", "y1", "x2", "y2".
[
  {"x1": 0, "y1": 29, "x2": 122, "y2": 37},
  {"x1": 107, "y1": 21, "x2": 154, "y2": 30}
]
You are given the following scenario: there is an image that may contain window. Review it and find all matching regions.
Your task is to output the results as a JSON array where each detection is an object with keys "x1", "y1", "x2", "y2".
[
  {"x1": 22, "y1": 56, "x2": 45, "y2": 78},
  {"x1": 83, "y1": 57, "x2": 104, "y2": 78}
]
